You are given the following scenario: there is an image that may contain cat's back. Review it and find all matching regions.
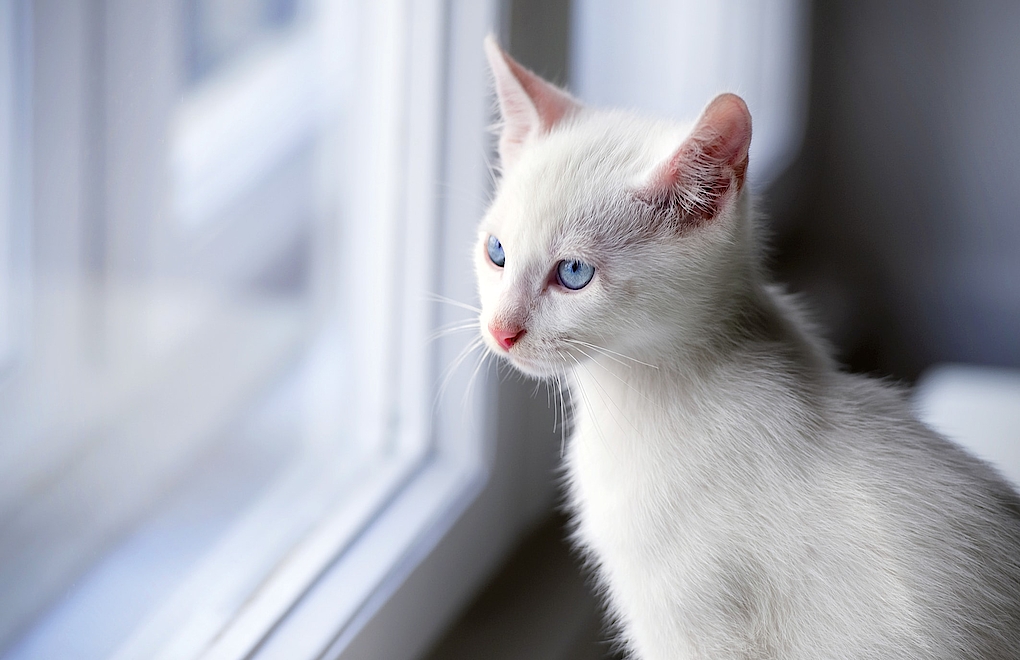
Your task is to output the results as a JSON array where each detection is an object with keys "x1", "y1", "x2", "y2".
[
  {"x1": 720, "y1": 323, "x2": 1020, "y2": 655},
  {"x1": 821, "y1": 372, "x2": 1020, "y2": 657},
  {"x1": 568, "y1": 337, "x2": 1020, "y2": 658}
]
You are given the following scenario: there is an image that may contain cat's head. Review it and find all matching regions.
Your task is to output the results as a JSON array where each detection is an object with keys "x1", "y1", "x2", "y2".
[{"x1": 475, "y1": 36, "x2": 754, "y2": 378}]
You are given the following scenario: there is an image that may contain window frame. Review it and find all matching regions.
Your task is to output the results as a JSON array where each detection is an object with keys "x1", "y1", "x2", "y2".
[
  {"x1": 245, "y1": 2, "x2": 559, "y2": 658},
  {"x1": 96, "y1": 1, "x2": 485, "y2": 656}
]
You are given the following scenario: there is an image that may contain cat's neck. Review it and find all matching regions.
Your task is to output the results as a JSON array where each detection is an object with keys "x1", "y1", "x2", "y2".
[{"x1": 568, "y1": 282, "x2": 833, "y2": 414}]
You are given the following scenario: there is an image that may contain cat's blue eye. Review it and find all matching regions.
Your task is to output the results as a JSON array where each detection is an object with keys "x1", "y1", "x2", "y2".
[
  {"x1": 557, "y1": 259, "x2": 595, "y2": 290},
  {"x1": 486, "y1": 235, "x2": 505, "y2": 267}
]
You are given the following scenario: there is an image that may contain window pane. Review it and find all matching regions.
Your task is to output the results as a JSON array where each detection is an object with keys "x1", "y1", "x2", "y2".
[
  {"x1": 0, "y1": 0, "x2": 24, "y2": 372},
  {"x1": 184, "y1": 0, "x2": 305, "y2": 83},
  {"x1": 2, "y1": 2, "x2": 430, "y2": 658}
]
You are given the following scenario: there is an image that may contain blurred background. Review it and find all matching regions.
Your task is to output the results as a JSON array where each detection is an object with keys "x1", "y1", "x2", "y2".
[
  {"x1": 426, "y1": 1, "x2": 1020, "y2": 658},
  {"x1": 2, "y1": 1, "x2": 435, "y2": 657}
]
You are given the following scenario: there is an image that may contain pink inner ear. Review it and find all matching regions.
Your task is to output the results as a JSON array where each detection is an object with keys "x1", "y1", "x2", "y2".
[
  {"x1": 502, "y1": 56, "x2": 575, "y2": 130},
  {"x1": 484, "y1": 35, "x2": 580, "y2": 169},
  {"x1": 639, "y1": 94, "x2": 752, "y2": 224},
  {"x1": 695, "y1": 94, "x2": 752, "y2": 174}
]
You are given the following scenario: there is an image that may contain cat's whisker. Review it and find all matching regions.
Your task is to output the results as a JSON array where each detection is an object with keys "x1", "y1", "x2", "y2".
[
  {"x1": 436, "y1": 340, "x2": 481, "y2": 405},
  {"x1": 462, "y1": 347, "x2": 492, "y2": 411},
  {"x1": 498, "y1": 358, "x2": 515, "y2": 384},
  {"x1": 536, "y1": 375, "x2": 558, "y2": 436},
  {"x1": 554, "y1": 366, "x2": 575, "y2": 459},
  {"x1": 570, "y1": 343, "x2": 628, "y2": 383},
  {"x1": 564, "y1": 353, "x2": 616, "y2": 459},
  {"x1": 547, "y1": 375, "x2": 558, "y2": 437},
  {"x1": 570, "y1": 353, "x2": 640, "y2": 436},
  {"x1": 565, "y1": 338, "x2": 659, "y2": 370},
  {"x1": 484, "y1": 351, "x2": 498, "y2": 403},
  {"x1": 427, "y1": 320, "x2": 481, "y2": 343},
  {"x1": 479, "y1": 144, "x2": 500, "y2": 197},
  {"x1": 564, "y1": 339, "x2": 632, "y2": 370},
  {"x1": 550, "y1": 375, "x2": 558, "y2": 430},
  {"x1": 422, "y1": 292, "x2": 482, "y2": 314},
  {"x1": 567, "y1": 343, "x2": 660, "y2": 407},
  {"x1": 567, "y1": 344, "x2": 617, "y2": 373},
  {"x1": 554, "y1": 373, "x2": 567, "y2": 457},
  {"x1": 560, "y1": 371, "x2": 579, "y2": 459},
  {"x1": 434, "y1": 335, "x2": 485, "y2": 412}
]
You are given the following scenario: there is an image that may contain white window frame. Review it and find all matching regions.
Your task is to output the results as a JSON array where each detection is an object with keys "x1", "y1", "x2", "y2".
[{"x1": 238, "y1": 2, "x2": 559, "y2": 658}]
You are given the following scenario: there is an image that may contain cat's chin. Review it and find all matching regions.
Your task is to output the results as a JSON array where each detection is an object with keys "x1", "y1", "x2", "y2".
[{"x1": 499, "y1": 351, "x2": 563, "y2": 380}]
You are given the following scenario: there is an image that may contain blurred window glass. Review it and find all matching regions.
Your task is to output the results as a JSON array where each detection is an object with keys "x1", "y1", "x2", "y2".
[
  {"x1": 1, "y1": 1, "x2": 440, "y2": 658},
  {"x1": 184, "y1": 0, "x2": 304, "y2": 83},
  {"x1": 0, "y1": 0, "x2": 23, "y2": 372}
]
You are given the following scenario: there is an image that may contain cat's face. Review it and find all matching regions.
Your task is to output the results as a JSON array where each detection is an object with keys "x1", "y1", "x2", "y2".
[
  {"x1": 476, "y1": 38, "x2": 751, "y2": 379},
  {"x1": 474, "y1": 145, "x2": 620, "y2": 377},
  {"x1": 474, "y1": 117, "x2": 681, "y2": 378}
]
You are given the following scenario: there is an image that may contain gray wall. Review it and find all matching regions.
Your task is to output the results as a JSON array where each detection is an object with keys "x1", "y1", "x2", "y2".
[{"x1": 773, "y1": 1, "x2": 1020, "y2": 380}]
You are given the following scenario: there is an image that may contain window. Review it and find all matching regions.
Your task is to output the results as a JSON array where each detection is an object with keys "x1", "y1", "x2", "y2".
[{"x1": 3, "y1": 1, "x2": 548, "y2": 659}]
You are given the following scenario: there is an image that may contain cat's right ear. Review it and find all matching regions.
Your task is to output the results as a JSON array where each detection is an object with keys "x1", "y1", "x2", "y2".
[
  {"x1": 484, "y1": 35, "x2": 580, "y2": 171},
  {"x1": 635, "y1": 93, "x2": 752, "y2": 229}
]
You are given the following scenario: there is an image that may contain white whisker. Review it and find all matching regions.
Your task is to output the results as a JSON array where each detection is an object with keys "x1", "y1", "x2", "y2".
[
  {"x1": 427, "y1": 320, "x2": 481, "y2": 343},
  {"x1": 556, "y1": 372, "x2": 571, "y2": 458},
  {"x1": 570, "y1": 352, "x2": 639, "y2": 436},
  {"x1": 565, "y1": 338, "x2": 659, "y2": 369},
  {"x1": 462, "y1": 347, "x2": 492, "y2": 410},
  {"x1": 565, "y1": 339, "x2": 632, "y2": 370},
  {"x1": 564, "y1": 353, "x2": 615, "y2": 459},
  {"x1": 480, "y1": 144, "x2": 500, "y2": 195},
  {"x1": 568, "y1": 343, "x2": 658, "y2": 406},
  {"x1": 434, "y1": 336, "x2": 485, "y2": 412},
  {"x1": 422, "y1": 292, "x2": 482, "y2": 314}
]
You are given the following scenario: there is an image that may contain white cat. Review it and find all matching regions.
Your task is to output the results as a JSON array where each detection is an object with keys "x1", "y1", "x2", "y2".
[{"x1": 474, "y1": 37, "x2": 1020, "y2": 659}]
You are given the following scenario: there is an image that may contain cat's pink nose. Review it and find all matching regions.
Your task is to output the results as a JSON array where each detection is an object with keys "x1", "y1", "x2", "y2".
[{"x1": 489, "y1": 323, "x2": 526, "y2": 351}]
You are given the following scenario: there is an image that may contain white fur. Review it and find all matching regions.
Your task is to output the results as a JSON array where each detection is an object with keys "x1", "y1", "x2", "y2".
[{"x1": 475, "y1": 41, "x2": 1020, "y2": 660}]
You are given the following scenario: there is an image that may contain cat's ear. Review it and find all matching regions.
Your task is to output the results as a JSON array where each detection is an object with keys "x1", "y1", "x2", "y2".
[
  {"x1": 635, "y1": 93, "x2": 752, "y2": 227},
  {"x1": 484, "y1": 34, "x2": 580, "y2": 170}
]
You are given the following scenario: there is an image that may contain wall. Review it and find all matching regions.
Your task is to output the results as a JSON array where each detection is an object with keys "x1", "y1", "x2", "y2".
[{"x1": 774, "y1": 0, "x2": 1020, "y2": 379}]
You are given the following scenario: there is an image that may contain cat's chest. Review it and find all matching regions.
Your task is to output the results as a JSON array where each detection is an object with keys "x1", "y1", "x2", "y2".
[{"x1": 564, "y1": 378, "x2": 733, "y2": 560}]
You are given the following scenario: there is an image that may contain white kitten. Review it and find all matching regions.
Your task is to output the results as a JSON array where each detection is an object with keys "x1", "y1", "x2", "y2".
[{"x1": 475, "y1": 37, "x2": 1020, "y2": 660}]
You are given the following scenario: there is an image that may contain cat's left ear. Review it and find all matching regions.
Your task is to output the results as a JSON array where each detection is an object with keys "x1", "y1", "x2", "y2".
[
  {"x1": 635, "y1": 93, "x2": 752, "y2": 226},
  {"x1": 484, "y1": 35, "x2": 581, "y2": 170}
]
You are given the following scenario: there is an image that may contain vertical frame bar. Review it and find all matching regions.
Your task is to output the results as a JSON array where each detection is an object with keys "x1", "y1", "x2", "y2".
[{"x1": 0, "y1": 0, "x2": 32, "y2": 377}]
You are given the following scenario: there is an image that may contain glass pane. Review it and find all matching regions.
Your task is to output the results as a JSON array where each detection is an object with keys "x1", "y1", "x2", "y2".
[
  {"x1": 184, "y1": 0, "x2": 305, "y2": 83},
  {"x1": 0, "y1": 1, "x2": 19, "y2": 371},
  {"x1": 1, "y1": 2, "x2": 426, "y2": 657}
]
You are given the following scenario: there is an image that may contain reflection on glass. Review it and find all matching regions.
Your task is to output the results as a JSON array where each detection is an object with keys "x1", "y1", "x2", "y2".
[
  {"x1": 0, "y1": 2, "x2": 402, "y2": 658},
  {"x1": 184, "y1": 0, "x2": 304, "y2": 83},
  {"x1": 0, "y1": 2, "x2": 18, "y2": 372}
]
